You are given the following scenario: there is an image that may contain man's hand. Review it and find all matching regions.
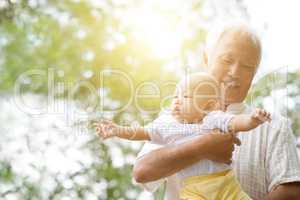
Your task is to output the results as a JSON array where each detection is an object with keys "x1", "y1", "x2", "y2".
[
  {"x1": 201, "y1": 129, "x2": 241, "y2": 164},
  {"x1": 133, "y1": 129, "x2": 241, "y2": 183},
  {"x1": 262, "y1": 182, "x2": 300, "y2": 200}
]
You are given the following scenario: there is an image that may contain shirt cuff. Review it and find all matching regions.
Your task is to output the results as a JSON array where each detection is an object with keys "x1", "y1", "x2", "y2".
[
  {"x1": 132, "y1": 177, "x2": 165, "y2": 193},
  {"x1": 269, "y1": 175, "x2": 300, "y2": 192},
  {"x1": 223, "y1": 115, "x2": 235, "y2": 133},
  {"x1": 144, "y1": 126, "x2": 164, "y2": 145}
]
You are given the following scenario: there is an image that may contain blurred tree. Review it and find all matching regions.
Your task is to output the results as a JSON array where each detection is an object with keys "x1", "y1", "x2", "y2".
[
  {"x1": 0, "y1": 0, "x2": 207, "y2": 199},
  {"x1": 0, "y1": 0, "x2": 299, "y2": 200},
  {"x1": 246, "y1": 69, "x2": 300, "y2": 136}
]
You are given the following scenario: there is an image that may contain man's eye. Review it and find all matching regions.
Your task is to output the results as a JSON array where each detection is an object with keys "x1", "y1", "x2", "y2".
[
  {"x1": 184, "y1": 95, "x2": 190, "y2": 98},
  {"x1": 222, "y1": 59, "x2": 232, "y2": 64},
  {"x1": 243, "y1": 65, "x2": 255, "y2": 70}
]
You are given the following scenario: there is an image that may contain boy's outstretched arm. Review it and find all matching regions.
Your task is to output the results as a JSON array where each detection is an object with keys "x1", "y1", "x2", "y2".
[
  {"x1": 229, "y1": 108, "x2": 271, "y2": 133},
  {"x1": 116, "y1": 126, "x2": 151, "y2": 140},
  {"x1": 95, "y1": 120, "x2": 150, "y2": 141}
]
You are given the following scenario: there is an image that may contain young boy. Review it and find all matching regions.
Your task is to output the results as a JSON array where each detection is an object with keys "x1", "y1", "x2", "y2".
[{"x1": 95, "y1": 73, "x2": 271, "y2": 200}]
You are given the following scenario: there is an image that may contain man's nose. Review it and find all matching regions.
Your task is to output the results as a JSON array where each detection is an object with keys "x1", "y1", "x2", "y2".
[{"x1": 228, "y1": 63, "x2": 240, "y2": 78}]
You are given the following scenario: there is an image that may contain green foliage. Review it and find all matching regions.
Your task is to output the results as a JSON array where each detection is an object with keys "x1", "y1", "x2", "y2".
[
  {"x1": 0, "y1": 162, "x2": 14, "y2": 183},
  {"x1": 0, "y1": 1, "x2": 207, "y2": 199},
  {"x1": 246, "y1": 69, "x2": 300, "y2": 136}
]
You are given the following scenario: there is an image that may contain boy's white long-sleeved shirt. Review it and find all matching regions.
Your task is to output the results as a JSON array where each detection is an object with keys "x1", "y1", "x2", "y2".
[{"x1": 144, "y1": 110, "x2": 235, "y2": 181}]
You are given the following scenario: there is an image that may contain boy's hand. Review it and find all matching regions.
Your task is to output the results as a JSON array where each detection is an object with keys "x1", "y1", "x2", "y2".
[
  {"x1": 94, "y1": 120, "x2": 118, "y2": 139},
  {"x1": 251, "y1": 108, "x2": 271, "y2": 125}
]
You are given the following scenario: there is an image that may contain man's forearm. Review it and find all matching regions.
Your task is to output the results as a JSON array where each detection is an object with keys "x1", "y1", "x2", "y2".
[
  {"x1": 133, "y1": 132, "x2": 239, "y2": 183},
  {"x1": 133, "y1": 136, "x2": 208, "y2": 183},
  {"x1": 262, "y1": 183, "x2": 300, "y2": 200}
]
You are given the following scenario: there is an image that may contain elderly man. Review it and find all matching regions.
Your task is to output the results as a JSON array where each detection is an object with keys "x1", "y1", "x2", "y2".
[{"x1": 133, "y1": 25, "x2": 300, "y2": 200}]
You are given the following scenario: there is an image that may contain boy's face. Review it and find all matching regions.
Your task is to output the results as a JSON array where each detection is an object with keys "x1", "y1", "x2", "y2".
[
  {"x1": 171, "y1": 80, "x2": 216, "y2": 123},
  {"x1": 208, "y1": 31, "x2": 261, "y2": 106}
]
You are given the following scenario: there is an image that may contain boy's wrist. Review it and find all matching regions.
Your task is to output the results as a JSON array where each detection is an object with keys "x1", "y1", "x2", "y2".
[
  {"x1": 249, "y1": 117, "x2": 262, "y2": 127},
  {"x1": 246, "y1": 119, "x2": 262, "y2": 132}
]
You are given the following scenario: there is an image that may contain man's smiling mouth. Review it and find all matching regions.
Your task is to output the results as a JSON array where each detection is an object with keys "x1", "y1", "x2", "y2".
[{"x1": 221, "y1": 80, "x2": 240, "y2": 88}]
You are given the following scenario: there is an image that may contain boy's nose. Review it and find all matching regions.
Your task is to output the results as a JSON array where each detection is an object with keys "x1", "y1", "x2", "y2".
[
  {"x1": 172, "y1": 99, "x2": 180, "y2": 109},
  {"x1": 174, "y1": 97, "x2": 181, "y2": 104}
]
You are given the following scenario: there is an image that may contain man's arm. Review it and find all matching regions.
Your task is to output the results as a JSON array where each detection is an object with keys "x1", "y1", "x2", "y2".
[
  {"x1": 263, "y1": 116, "x2": 300, "y2": 200},
  {"x1": 133, "y1": 130, "x2": 241, "y2": 183},
  {"x1": 262, "y1": 182, "x2": 300, "y2": 200}
]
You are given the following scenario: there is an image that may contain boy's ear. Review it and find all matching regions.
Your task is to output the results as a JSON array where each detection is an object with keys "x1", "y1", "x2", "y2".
[
  {"x1": 204, "y1": 99, "x2": 217, "y2": 111},
  {"x1": 202, "y1": 50, "x2": 208, "y2": 67}
]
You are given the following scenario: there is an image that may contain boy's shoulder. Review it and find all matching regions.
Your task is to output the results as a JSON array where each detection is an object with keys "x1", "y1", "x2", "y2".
[
  {"x1": 204, "y1": 110, "x2": 232, "y2": 120},
  {"x1": 206, "y1": 110, "x2": 227, "y2": 116},
  {"x1": 148, "y1": 112, "x2": 177, "y2": 125}
]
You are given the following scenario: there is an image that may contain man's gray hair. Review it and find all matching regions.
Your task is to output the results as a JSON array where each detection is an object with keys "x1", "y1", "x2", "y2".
[{"x1": 205, "y1": 22, "x2": 262, "y2": 60}]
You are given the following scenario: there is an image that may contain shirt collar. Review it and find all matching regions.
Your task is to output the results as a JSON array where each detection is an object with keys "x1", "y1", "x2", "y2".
[{"x1": 226, "y1": 102, "x2": 247, "y2": 114}]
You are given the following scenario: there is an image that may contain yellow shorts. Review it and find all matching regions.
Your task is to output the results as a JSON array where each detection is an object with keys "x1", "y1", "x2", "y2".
[{"x1": 179, "y1": 170, "x2": 252, "y2": 200}]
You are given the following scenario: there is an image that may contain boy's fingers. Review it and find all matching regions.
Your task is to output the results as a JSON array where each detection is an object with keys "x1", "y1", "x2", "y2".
[
  {"x1": 251, "y1": 111, "x2": 257, "y2": 118},
  {"x1": 252, "y1": 109, "x2": 271, "y2": 122},
  {"x1": 256, "y1": 108, "x2": 261, "y2": 116},
  {"x1": 266, "y1": 113, "x2": 272, "y2": 122}
]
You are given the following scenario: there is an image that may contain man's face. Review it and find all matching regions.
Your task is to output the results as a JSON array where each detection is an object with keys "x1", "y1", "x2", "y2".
[{"x1": 208, "y1": 31, "x2": 261, "y2": 105}]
